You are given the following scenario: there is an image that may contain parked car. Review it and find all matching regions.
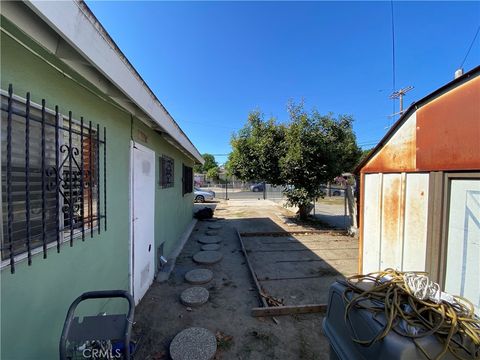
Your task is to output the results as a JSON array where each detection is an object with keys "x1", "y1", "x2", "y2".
[
  {"x1": 320, "y1": 185, "x2": 345, "y2": 197},
  {"x1": 331, "y1": 189, "x2": 344, "y2": 196},
  {"x1": 250, "y1": 183, "x2": 265, "y2": 192},
  {"x1": 194, "y1": 188, "x2": 215, "y2": 203}
]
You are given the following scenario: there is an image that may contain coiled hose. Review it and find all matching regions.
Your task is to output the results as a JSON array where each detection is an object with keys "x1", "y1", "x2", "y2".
[{"x1": 342, "y1": 269, "x2": 480, "y2": 360}]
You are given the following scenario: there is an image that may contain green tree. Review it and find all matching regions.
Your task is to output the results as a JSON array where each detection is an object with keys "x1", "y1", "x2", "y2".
[
  {"x1": 194, "y1": 153, "x2": 218, "y2": 173},
  {"x1": 357, "y1": 148, "x2": 373, "y2": 165},
  {"x1": 206, "y1": 166, "x2": 219, "y2": 180},
  {"x1": 229, "y1": 110, "x2": 285, "y2": 184},
  {"x1": 230, "y1": 103, "x2": 362, "y2": 219}
]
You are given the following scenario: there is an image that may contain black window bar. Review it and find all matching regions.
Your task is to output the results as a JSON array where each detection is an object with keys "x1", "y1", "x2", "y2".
[
  {"x1": 182, "y1": 164, "x2": 193, "y2": 195},
  {"x1": 1, "y1": 84, "x2": 107, "y2": 273},
  {"x1": 160, "y1": 155, "x2": 174, "y2": 188}
]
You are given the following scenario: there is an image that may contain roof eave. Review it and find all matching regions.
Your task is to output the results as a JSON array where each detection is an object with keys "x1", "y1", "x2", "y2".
[{"x1": 25, "y1": 0, "x2": 204, "y2": 164}]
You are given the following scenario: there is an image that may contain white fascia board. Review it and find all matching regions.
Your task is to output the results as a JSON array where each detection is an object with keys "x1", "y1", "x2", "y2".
[{"x1": 25, "y1": 0, "x2": 203, "y2": 164}]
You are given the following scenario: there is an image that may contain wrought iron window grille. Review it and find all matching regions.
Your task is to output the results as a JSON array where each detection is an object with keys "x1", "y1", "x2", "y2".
[
  {"x1": 1, "y1": 85, "x2": 107, "y2": 273},
  {"x1": 182, "y1": 164, "x2": 193, "y2": 196},
  {"x1": 160, "y1": 155, "x2": 174, "y2": 188}
]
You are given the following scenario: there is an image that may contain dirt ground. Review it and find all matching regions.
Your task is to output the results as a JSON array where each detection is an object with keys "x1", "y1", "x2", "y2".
[{"x1": 132, "y1": 199, "x2": 358, "y2": 359}]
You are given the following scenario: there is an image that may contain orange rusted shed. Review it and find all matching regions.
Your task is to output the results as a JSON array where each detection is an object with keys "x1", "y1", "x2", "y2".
[
  {"x1": 416, "y1": 75, "x2": 480, "y2": 171},
  {"x1": 360, "y1": 68, "x2": 480, "y2": 174}
]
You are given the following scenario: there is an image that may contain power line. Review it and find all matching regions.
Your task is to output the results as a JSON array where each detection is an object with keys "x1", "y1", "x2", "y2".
[
  {"x1": 389, "y1": 0, "x2": 397, "y2": 125},
  {"x1": 459, "y1": 25, "x2": 480, "y2": 69},
  {"x1": 390, "y1": 0, "x2": 396, "y2": 94},
  {"x1": 388, "y1": 1, "x2": 413, "y2": 121}
]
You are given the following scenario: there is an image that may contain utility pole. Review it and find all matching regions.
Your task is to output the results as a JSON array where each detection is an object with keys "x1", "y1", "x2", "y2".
[{"x1": 389, "y1": 85, "x2": 414, "y2": 118}]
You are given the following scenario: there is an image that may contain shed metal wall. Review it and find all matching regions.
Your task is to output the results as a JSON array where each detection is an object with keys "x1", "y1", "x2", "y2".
[
  {"x1": 361, "y1": 73, "x2": 479, "y2": 175},
  {"x1": 362, "y1": 173, "x2": 429, "y2": 274},
  {"x1": 361, "y1": 113, "x2": 417, "y2": 173},
  {"x1": 359, "y1": 71, "x2": 479, "y2": 275},
  {"x1": 416, "y1": 75, "x2": 480, "y2": 171}
]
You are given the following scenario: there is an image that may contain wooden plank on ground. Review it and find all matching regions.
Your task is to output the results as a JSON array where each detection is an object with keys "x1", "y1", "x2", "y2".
[
  {"x1": 235, "y1": 228, "x2": 268, "y2": 308},
  {"x1": 251, "y1": 304, "x2": 327, "y2": 317},
  {"x1": 240, "y1": 230, "x2": 347, "y2": 237}
]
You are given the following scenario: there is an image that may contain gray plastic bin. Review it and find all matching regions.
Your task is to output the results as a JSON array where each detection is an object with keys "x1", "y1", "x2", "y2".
[{"x1": 322, "y1": 281, "x2": 472, "y2": 360}]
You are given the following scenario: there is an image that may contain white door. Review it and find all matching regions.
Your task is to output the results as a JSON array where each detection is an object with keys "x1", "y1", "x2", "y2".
[
  {"x1": 131, "y1": 142, "x2": 155, "y2": 304},
  {"x1": 444, "y1": 178, "x2": 480, "y2": 316}
]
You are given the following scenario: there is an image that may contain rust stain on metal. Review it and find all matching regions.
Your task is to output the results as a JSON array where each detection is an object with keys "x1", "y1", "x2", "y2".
[
  {"x1": 416, "y1": 76, "x2": 480, "y2": 171},
  {"x1": 361, "y1": 74, "x2": 479, "y2": 174},
  {"x1": 361, "y1": 115, "x2": 417, "y2": 173},
  {"x1": 381, "y1": 176, "x2": 401, "y2": 246}
]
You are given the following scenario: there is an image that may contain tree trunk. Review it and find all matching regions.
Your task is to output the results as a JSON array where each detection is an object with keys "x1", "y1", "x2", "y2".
[{"x1": 298, "y1": 204, "x2": 310, "y2": 220}]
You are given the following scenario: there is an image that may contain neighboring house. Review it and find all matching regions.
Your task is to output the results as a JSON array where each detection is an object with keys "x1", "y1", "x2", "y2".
[
  {"x1": 356, "y1": 66, "x2": 479, "y2": 315},
  {"x1": 0, "y1": 1, "x2": 203, "y2": 359},
  {"x1": 194, "y1": 173, "x2": 206, "y2": 187}
]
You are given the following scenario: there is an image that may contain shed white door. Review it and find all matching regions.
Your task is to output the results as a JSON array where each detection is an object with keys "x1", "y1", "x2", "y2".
[{"x1": 131, "y1": 143, "x2": 155, "y2": 304}]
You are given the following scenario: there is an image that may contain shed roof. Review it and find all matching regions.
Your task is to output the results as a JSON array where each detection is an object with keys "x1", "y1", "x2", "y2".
[{"x1": 355, "y1": 65, "x2": 480, "y2": 174}]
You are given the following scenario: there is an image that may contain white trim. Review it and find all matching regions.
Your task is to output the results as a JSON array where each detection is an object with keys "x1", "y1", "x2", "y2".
[
  {"x1": 0, "y1": 229, "x2": 98, "y2": 270},
  {"x1": 128, "y1": 140, "x2": 134, "y2": 295},
  {"x1": 24, "y1": 1, "x2": 203, "y2": 164}
]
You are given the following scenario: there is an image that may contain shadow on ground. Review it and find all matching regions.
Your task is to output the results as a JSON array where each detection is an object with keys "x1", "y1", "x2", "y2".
[{"x1": 132, "y1": 201, "x2": 358, "y2": 359}]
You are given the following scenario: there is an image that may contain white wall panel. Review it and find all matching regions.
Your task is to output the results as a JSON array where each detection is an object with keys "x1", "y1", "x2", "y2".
[
  {"x1": 362, "y1": 172, "x2": 430, "y2": 274},
  {"x1": 380, "y1": 174, "x2": 403, "y2": 270},
  {"x1": 362, "y1": 174, "x2": 382, "y2": 273},
  {"x1": 402, "y1": 173, "x2": 429, "y2": 271}
]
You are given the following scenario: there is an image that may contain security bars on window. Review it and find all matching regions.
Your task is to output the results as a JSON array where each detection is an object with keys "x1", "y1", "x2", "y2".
[
  {"x1": 182, "y1": 164, "x2": 193, "y2": 195},
  {"x1": 160, "y1": 155, "x2": 174, "y2": 188},
  {"x1": 1, "y1": 85, "x2": 107, "y2": 273}
]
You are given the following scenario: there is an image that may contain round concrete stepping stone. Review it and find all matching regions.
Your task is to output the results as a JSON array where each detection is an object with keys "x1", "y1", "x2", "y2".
[
  {"x1": 201, "y1": 243, "x2": 221, "y2": 251},
  {"x1": 193, "y1": 250, "x2": 223, "y2": 265},
  {"x1": 205, "y1": 230, "x2": 219, "y2": 236},
  {"x1": 197, "y1": 236, "x2": 222, "y2": 244},
  {"x1": 180, "y1": 286, "x2": 209, "y2": 307},
  {"x1": 170, "y1": 327, "x2": 217, "y2": 360},
  {"x1": 185, "y1": 269, "x2": 213, "y2": 285},
  {"x1": 208, "y1": 224, "x2": 222, "y2": 230}
]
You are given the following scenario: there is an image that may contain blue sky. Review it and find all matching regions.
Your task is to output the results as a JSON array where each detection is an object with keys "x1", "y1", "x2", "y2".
[{"x1": 87, "y1": 1, "x2": 479, "y2": 165}]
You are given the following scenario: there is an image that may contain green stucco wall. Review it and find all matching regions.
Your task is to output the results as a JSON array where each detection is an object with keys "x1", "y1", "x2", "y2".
[{"x1": 0, "y1": 18, "x2": 195, "y2": 360}]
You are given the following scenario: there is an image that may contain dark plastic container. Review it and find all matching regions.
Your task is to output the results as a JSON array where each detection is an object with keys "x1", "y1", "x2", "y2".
[{"x1": 322, "y1": 281, "x2": 471, "y2": 360}]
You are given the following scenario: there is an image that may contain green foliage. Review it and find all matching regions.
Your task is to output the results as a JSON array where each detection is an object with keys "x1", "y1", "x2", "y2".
[
  {"x1": 358, "y1": 148, "x2": 373, "y2": 165},
  {"x1": 229, "y1": 103, "x2": 362, "y2": 219},
  {"x1": 194, "y1": 153, "x2": 218, "y2": 174},
  {"x1": 206, "y1": 166, "x2": 219, "y2": 180},
  {"x1": 229, "y1": 110, "x2": 285, "y2": 184},
  {"x1": 224, "y1": 159, "x2": 233, "y2": 177}
]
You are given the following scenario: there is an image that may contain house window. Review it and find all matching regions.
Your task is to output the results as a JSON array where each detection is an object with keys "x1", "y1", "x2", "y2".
[
  {"x1": 1, "y1": 85, "x2": 107, "y2": 273},
  {"x1": 182, "y1": 164, "x2": 193, "y2": 195},
  {"x1": 160, "y1": 155, "x2": 174, "y2": 188}
]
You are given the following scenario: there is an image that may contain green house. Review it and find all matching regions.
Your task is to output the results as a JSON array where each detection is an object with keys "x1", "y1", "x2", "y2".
[{"x1": 0, "y1": 1, "x2": 204, "y2": 358}]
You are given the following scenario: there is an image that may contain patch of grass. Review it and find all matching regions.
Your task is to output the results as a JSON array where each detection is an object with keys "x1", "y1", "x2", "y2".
[{"x1": 216, "y1": 332, "x2": 234, "y2": 351}]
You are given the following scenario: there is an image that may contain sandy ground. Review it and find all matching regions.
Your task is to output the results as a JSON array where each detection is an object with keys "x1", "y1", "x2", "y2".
[{"x1": 132, "y1": 199, "x2": 358, "y2": 359}]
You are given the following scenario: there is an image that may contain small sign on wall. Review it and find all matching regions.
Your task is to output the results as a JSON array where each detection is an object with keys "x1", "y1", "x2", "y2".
[{"x1": 137, "y1": 129, "x2": 148, "y2": 143}]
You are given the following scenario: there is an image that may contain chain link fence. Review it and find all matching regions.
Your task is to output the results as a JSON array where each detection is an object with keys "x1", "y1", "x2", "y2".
[{"x1": 196, "y1": 180, "x2": 358, "y2": 231}]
